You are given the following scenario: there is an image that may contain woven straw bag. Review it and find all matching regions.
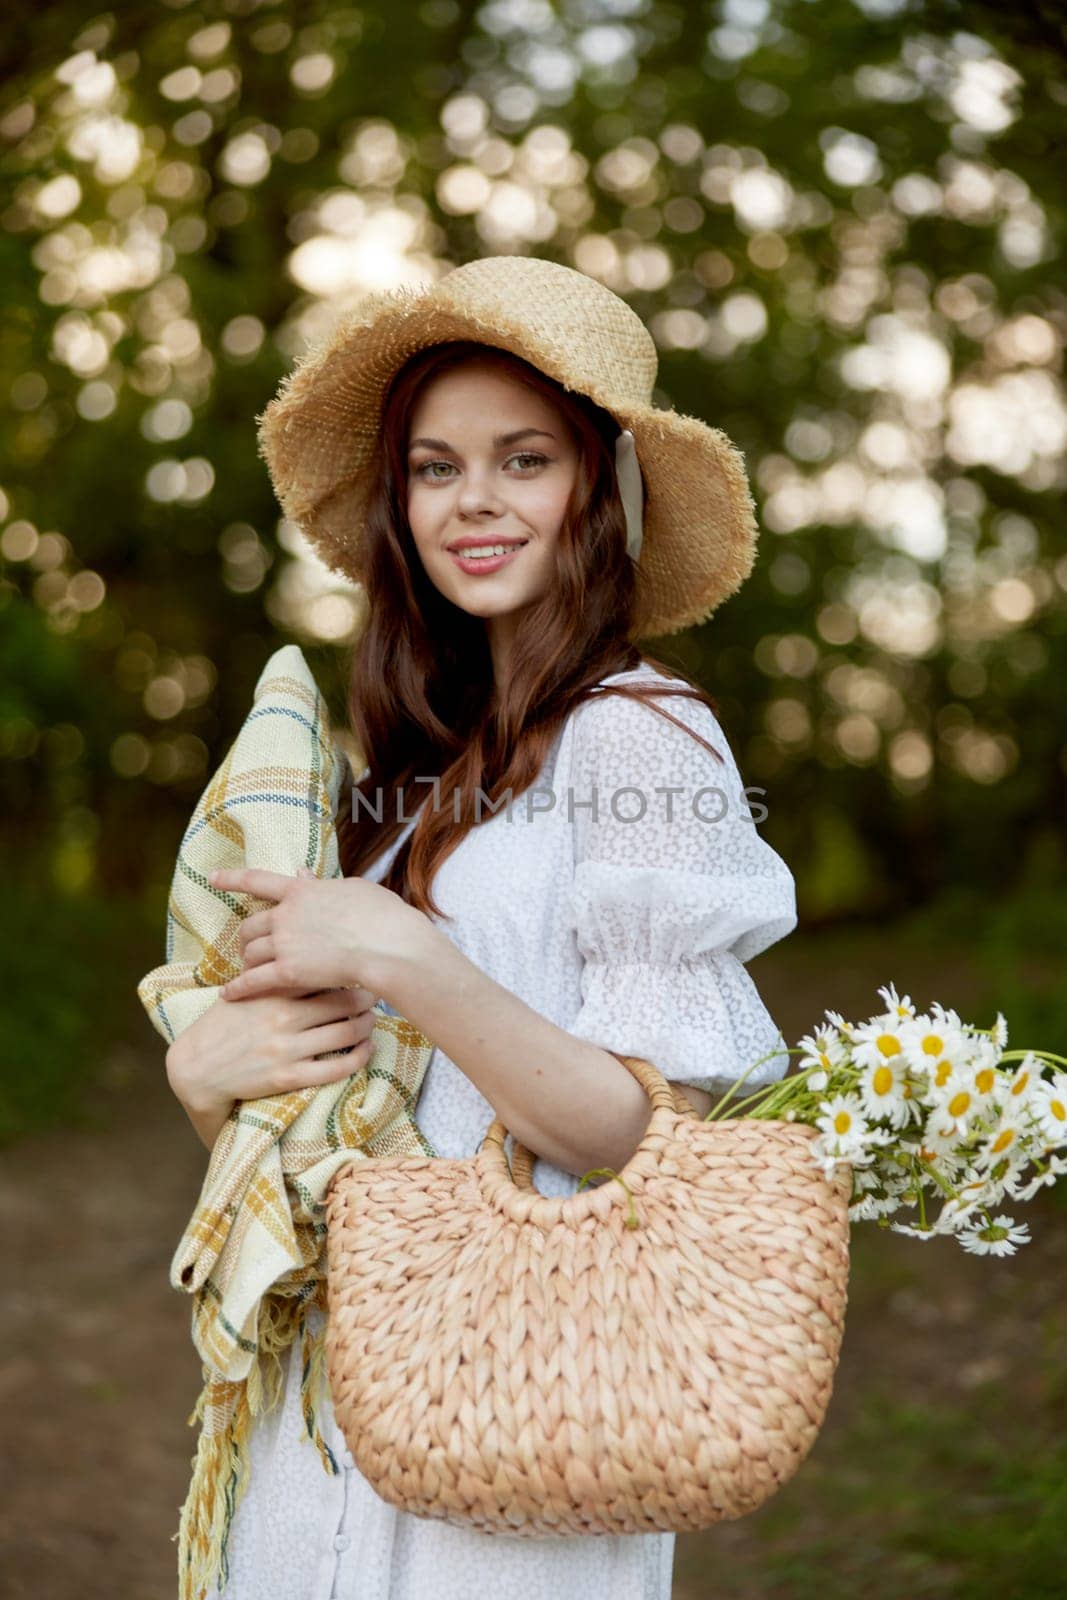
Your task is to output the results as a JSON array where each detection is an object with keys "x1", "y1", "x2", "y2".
[{"x1": 323, "y1": 1053, "x2": 851, "y2": 1536}]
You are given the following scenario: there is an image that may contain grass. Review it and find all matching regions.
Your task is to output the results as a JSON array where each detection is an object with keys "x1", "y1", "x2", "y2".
[
  {"x1": 672, "y1": 1180, "x2": 1067, "y2": 1599},
  {"x1": 674, "y1": 1382, "x2": 1067, "y2": 1599}
]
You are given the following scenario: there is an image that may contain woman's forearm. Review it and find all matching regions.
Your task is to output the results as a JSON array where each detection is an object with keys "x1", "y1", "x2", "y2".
[{"x1": 372, "y1": 925, "x2": 658, "y2": 1178}]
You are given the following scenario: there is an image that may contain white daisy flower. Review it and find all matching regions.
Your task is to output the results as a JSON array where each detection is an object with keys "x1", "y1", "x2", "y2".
[
  {"x1": 926, "y1": 1067, "x2": 985, "y2": 1140},
  {"x1": 850, "y1": 1011, "x2": 912, "y2": 1072},
  {"x1": 796, "y1": 1028, "x2": 850, "y2": 1094},
  {"x1": 990, "y1": 1011, "x2": 1009, "y2": 1050},
  {"x1": 957, "y1": 1213, "x2": 1031, "y2": 1257},
  {"x1": 970, "y1": 1101, "x2": 1029, "y2": 1174},
  {"x1": 966, "y1": 1039, "x2": 1003, "y2": 1108},
  {"x1": 852, "y1": 1163, "x2": 885, "y2": 1194},
  {"x1": 815, "y1": 1093, "x2": 871, "y2": 1159},
  {"x1": 923, "y1": 1048, "x2": 965, "y2": 1098},
  {"x1": 1000, "y1": 1152, "x2": 1050, "y2": 1200},
  {"x1": 856, "y1": 1050, "x2": 914, "y2": 1130},
  {"x1": 1030, "y1": 1075, "x2": 1067, "y2": 1152},
  {"x1": 948, "y1": 1152, "x2": 1017, "y2": 1212},
  {"x1": 1011, "y1": 1151, "x2": 1067, "y2": 1201},
  {"x1": 932, "y1": 1198, "x2": 985, "y2": 1233},
  {"x1": 877, "y1": 982, "x2": 917, "y2": 1023},
  {"x1": 824, "y1": 1007, "x2": 854, "y2": 1038},
  {"x1": 1004, "y1": 1051, "x2": 1042, "y2": 1113},
  {"x1": 981, "y1": 1143, "x2": 1032, "y2": 1202},
  {"x1": 810, "y1": 1138, "x2": 848, "y2": 1180},
  {"x1": 849, "y1": 1190, "x2": 902, "y2": 1221},
  {"x1": 998, "y1": 1056, "x2": 1049, "y2": 1132},
  {"x1": 933, "y1": 999, "x2": 971, "y2": 1036},
  {"x1": 888, "y1": 1220, "x2": 938, "y2": 1240},
  {"x1": 901, "y1": 1006, "x2": 970, "y2": 1083}
]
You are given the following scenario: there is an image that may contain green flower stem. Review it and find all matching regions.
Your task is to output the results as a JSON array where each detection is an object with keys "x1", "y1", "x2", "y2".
[
  {"x1": 999, "y1": 1048, "x2": 1067, "y2": 1069},
  {"x1": 712, "y1": 1065, "x2": 861, "y2": 1124},
  {"x1": 702, "y1": 1047, "x2": 803, "y2": 1121},
  {"x1": 748, "y1": 1067, "x2": 862, "y2": 1121},
  {"x1": 921, "y1": 1160, "x2": 963, "y2": 1202},
  {"x1": 703, "y1": 1056, "x2": 861, "y2": 1124},
  {"x1": 576, "y1": 1167, "x2": 640, "y2": 1229}
]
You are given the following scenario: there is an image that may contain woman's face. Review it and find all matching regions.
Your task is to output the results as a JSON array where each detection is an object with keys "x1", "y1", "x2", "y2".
[{"x1": 405, "y1": 361, "x2": 579, "y2": 642}]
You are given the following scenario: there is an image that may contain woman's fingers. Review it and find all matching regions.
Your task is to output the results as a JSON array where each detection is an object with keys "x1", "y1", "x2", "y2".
[
  {"x1": 237, "y1": 907, "x2": 273, "y2": 945},
  {"x1": 210, "y1": 866, "x2": 294, "y2": 900},
  {"x1": 290, "y1": 988, "x2": 377, "y2": 1028},
  {"x1": 239, "y1": 933, "x2": 275, "y2": 970},
  {"x1": 307, "y1": 1017, "x2": 376, "y2": 1064},
  {"x1": 222, "y1": 964, "x2": 283, "y2": 1000}
]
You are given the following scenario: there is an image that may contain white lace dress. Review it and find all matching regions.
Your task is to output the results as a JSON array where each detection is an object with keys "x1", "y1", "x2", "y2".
[{"x1": 203, "y1": 662, "x2": 798, "y2": 1600}]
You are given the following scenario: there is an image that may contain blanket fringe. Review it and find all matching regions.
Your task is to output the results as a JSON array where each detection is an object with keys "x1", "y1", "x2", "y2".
[{"x1": 175, "y1": 1283, "x2": 336, "y2": 1600}]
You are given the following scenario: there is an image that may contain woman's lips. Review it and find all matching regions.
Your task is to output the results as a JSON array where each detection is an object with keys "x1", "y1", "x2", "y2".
[{"x1": 447, "y1": 542, "x2": 528, "y2": 575}]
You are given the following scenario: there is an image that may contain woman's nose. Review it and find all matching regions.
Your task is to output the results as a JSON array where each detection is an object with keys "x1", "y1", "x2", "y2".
[{"x1": 456, "y1": 466, "x2": 503, "y2": 516}]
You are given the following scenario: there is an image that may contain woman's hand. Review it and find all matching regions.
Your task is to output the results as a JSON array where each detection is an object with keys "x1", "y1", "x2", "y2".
[
  {"x1": 207, "y1": 865, "x2": 427, "y2": 1003},
  {"x1": 165, "y1": 983, "x2": 380, "y2": 1124}
]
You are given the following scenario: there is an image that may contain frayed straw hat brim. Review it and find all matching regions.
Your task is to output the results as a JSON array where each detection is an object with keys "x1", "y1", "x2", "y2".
[{"x1": 256, "y1": 259, "x2": 759, "y2": 637}]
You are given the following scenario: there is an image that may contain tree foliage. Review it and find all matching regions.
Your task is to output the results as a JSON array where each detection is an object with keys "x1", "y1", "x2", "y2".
[{"x1": 1, "y1": 0, "x2": 1064, "y2": 920}]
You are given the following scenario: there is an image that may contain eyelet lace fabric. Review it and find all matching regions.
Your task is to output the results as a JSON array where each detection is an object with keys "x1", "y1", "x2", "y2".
[
  {"x1": 202, "y1": 663, "x2": 797, "y2": 1600},
  {"x1": 564, "y1": 676, "x2": 797, "y2": 1096}
]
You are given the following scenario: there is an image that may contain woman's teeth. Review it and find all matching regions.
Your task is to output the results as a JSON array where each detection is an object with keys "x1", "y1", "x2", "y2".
[{"x1": 457, "y1": 543, "x2": 526, "y2": 559}]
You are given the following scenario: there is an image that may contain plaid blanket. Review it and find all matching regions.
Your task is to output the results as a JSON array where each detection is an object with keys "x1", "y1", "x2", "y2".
[{"x1": 137, "y1": 644, "x2": 436, "y2": 1600}]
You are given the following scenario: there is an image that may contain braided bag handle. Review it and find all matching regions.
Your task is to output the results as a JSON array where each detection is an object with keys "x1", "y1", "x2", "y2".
[{"x1": 501, "y1": 1055, "x2": 700, "y2": 1189}]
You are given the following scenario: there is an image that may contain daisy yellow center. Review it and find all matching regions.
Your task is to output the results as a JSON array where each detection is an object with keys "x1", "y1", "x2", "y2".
[
  {"x1": 903, "y1": 1083, "x2": 912, "y2": 1098},
  {"x1": 948, "y1": 1091, "x2": 971, "y2": 1118},
  {"x1": 1050, "y1": 1099, "x2": 1066, "y2": 1122},
  {"x1": 990, "y1": 1128, "x2": 1015, "y2": 1153},
  {"x1": 872, "y1": 1066, "x2": 894, "y2": 1095},
  {"x1": 935, "y1": 1060, "x2": 953, "y2": 1086},
  {"x1": 921, "y1": 1035, "x2": 944, "y2": 1056},
  {"x1": 877, "y1": 1034, "x2": 902, "y2": 1058},
  {"x1": 975, "y1": 1068, "x2": 995, "y2": 1094},
  {"x1": 834, "y1": 1111, "x2": 852, "y2": 1135},
  {"x1": 819, "y1": 1052, "x2": 831, "y2": 1068},
  {"x1": 1011, "y1": 1071, "x2": 1030, "y2": 1096}
]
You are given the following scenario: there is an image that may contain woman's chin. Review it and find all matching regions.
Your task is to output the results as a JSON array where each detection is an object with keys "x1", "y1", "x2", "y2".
[{"x1": 437, "y1": 573, "x2": 547, "y2": 620}]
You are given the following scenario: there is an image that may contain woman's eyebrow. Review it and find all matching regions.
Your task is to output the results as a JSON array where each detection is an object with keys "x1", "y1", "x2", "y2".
[{"x1": 407, "y1": 427, "x2": 556, "y2": 454}]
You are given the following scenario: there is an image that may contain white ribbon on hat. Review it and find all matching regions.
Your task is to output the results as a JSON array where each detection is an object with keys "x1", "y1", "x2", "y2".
[{"x1": 614, "y1": 428, "x2": 644, "y2": 562}]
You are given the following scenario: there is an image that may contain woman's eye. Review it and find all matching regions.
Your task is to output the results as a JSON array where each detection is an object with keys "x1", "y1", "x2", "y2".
[{"x1": 413, "y1": 452, "x2": 549, "y2": 481}]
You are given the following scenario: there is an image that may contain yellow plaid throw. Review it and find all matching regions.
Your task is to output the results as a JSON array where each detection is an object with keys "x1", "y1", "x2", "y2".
[{"x1": 137, "y1": 644, "x2": 436, "y2": 1600}]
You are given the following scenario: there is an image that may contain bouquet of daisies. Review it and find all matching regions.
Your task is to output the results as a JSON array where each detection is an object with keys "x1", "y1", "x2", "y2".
[{"x1": 703, "y1": 984, "x2": 1067, "y2": 1257}]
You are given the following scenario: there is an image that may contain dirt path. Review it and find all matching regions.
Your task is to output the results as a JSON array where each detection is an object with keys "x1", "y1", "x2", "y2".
[
  {"x1": 0, "y1": 1053, "x2": 209, "y2": 1600},
  {"x1": 1, "y1": 946, "x2": 1061, "y2": 1599}
]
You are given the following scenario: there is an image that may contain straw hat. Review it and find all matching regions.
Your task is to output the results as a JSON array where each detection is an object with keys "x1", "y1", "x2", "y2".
[{"x1": 256, "y1": 255, "x2": 759, "y2": 638}]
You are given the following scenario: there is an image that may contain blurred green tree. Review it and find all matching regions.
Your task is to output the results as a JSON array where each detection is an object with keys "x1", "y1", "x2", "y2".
[{"x1": 1, "y1": 0, "x2": 1064, "y2": 927}]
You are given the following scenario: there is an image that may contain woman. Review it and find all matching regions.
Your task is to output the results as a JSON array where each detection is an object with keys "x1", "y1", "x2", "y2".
[{"x1": 166, "y1": 255, "x2": 798, "y2": 1600}]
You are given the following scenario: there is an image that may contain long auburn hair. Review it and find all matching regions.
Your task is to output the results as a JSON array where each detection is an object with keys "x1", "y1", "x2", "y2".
[{"x1": 335, "y1": 338, "x2": 725, "y2": 919}]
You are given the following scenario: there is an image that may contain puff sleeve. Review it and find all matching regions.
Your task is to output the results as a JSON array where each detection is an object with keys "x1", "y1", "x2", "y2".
[{"x1": 563, "y1": 684, "x2": 797, "y2": 1098}]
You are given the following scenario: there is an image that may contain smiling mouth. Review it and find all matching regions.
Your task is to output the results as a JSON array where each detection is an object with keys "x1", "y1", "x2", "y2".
[{"x1": 447, "y1": 540, "x2": 530, "y2": 559}]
